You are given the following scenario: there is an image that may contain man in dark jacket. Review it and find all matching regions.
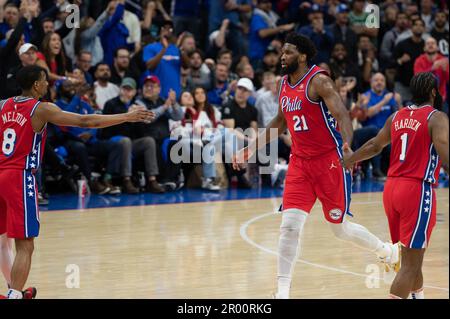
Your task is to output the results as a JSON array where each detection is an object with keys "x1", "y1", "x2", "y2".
[{"x1": 101, "y1": 77, "x2": 165, "y2": 193}]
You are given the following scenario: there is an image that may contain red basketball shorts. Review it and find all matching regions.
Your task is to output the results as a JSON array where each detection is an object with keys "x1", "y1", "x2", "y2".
[
  {"x1": 0, "y1": 169, "x2": 40, "y2": 239},
  {"x1": 281, "y1": 150, "x2": 352, "y2": 223},
  {"x1": 383, "y1": 177, "x2": 436, "y2": 249}
]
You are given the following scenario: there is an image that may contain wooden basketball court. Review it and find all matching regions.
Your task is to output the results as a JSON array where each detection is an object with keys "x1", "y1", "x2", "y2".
[{"x1": 2, "y1": 189, "x2": 448, "y2": 299}]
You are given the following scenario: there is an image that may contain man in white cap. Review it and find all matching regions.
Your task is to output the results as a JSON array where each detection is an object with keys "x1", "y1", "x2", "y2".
[
  {"x1": 221, "y1": 77, "x2": 258, "y2": 189},
  {"x1": 4, "y1": 43, "x2": 38, "y2": 98}
]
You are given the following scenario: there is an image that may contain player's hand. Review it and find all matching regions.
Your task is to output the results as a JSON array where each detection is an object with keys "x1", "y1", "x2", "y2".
[
  {"x1": 341, "y1": 142, "x2": 354, "y2": 170},
  {"x1": 126, "y1": 109, "x2": 155, "y2": 123},
  {"x1": 383, "y1": 92, "x2": 394, "y2": 103},
  {"x1": 232, "y1": 147, "x2": 253, "y2": 171}
]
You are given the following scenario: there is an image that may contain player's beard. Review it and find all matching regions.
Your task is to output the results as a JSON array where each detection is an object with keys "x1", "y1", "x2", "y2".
[
  {"x1": 434, "y1": 91, "x2": 443, "y2": 111},
  {"x1": 281, "y1": 60, "x2": 299, "y2": 76}
]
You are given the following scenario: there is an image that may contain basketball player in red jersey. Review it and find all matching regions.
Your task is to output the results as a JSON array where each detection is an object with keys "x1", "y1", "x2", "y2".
[
  {"x1": 233, "y1": 33, "x2": 399, "y2": 299},
  {"x1": 343, "y1": 72, "x2": 449, "y2": 299},
  {"x1": 0, "y1": 65, "x2": 154, "y2": 299}
]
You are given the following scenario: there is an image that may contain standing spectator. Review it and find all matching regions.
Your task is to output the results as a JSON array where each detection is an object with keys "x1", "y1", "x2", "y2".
[
  {"x1": 356, "y1": 34, "x2": 379, "y2": 91},
  {"x1": 66, "y1": 2, "x2": 112, "y2": 67},
  {"x1": 141, "y1": 0, "x2": 169, "y2": 40},
  {"x1": 99, "y1": 0, "x2": 134, "y2": 66},
  {"x1": 420, "y1": 0, "x2": 435, "y2": 32},
  {"x1": 430, "y1": 11, "x2": 449, "y2": 56},
  {"x1": 0, "y1": 2, "x2": 32, "y2": 43},
  {"x1": 248, "y1": 0, "x2": 294, "y2": 67},
  {"x1": 143, "y1": 20, "x2": 187, "y2": 99},
  {"x1": 394, "y1": 18, "x2": 426, "y2": 103},
  {"x1": 414, "y1": 37, "x2": 449, "y2": 101},
  {"x1": 187, "y1": 49, "x2": 211, "y2": 90},
  {"x1": 178, "y1": 32, "x2": 197, "y2": 55},
  {"x1": 328, "y1": 43, "x2": 361, "y2": 93},
  {"x1": 171, "y1": 0, "x2": 201, "y2": 36},
  {"x1": 329, "y1": 3, "x2": 358, "y2": 61},
  {"x1": 380, "y1": 12, "x2": 410, "y2": 69},
  {"x1": 297, "y1": 5, "x2": 334, "y2": 64},
  {"x1": 93, "y1": 63, "x2": 120, "y2": 110},
  {"x1": 348, "y1": 0, "x2": 378, "y2": 39},
  {"x1": 207, "y1": 18, "x2": 230, "y2": 58},
  {"x1": 101, "y1": 77, "x2": 164, "y2": 194},
  {"x1": 122, "y1": 3, "x2": 142, "y2": 54},
  {"x1": 209, "y1": 0, "x2": 252, "y2": 57},
  {"x1": 110, "y1": 47, "x2": 134, "y2": 86}
]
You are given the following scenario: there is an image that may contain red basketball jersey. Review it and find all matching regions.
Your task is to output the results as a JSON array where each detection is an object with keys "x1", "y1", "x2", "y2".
[
  {"x1": 0, "y1": 97, "x2": 47, "y2": 171},
  {"x1": 279, "y1": 65, "x2": 343, "y2": 158},
  {"x1": 388, "y1": 105, "x2": 441, "y2": 184}
]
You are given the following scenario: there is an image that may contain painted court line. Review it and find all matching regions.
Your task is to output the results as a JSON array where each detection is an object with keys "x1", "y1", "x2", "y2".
[{"x1": 240, "y1": 199, "x2": 449, "y2": 293}]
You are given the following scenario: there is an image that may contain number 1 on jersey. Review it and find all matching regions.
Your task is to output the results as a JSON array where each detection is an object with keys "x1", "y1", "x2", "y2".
[
  {"x1": 2, "y1": 128, "x2": 16, "y2": 157},
  {"x1": 293, "y1": 115, "x2": 309, "y2": 132},
  {"x1": 399, "y1": 132, "x2": 408, "y2": 162}
]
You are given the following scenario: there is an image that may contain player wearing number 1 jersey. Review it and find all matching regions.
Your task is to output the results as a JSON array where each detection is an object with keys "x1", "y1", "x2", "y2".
[
  {"x1": 344, "y1": 72, "x2": 449, "y2": 299},
  {"x1": 233, "y1": 33, "x2": 399, "y2": 299},
  {"x1": 0, "y1": 66, "x2": 154, "y2": 299}
]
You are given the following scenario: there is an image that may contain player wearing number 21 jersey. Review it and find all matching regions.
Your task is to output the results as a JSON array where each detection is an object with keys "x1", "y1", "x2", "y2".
[
  {"x1": 233, "y1": 33, "x2": 399, "y2": 299},
  {"x1": 344, "y1": 72, "x2": 449, "y2": 299}
]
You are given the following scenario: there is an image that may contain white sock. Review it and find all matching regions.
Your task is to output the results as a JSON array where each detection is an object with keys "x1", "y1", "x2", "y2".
[
  {"x1": 277, "y1": 209, "x2": 308, "y2": 298},
  {"x1": 411, "y1": 287, "x2": 425, "y2": 299},
  {"x1": 7, "y1": 289, "x2": 23, "y2": 299}
]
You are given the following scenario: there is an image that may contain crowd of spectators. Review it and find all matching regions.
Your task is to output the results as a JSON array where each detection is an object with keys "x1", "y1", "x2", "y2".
[{"x1": 0, "y1": 0, "x2": 448, "y2": 203}]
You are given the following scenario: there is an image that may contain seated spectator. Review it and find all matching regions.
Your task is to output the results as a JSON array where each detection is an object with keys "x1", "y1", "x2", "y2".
[
  {"x1": 216, "y1": 48, "x2": 238, "y2": 83},
  {"x1": 74, "y1": 51, "x2": 94, "y2": 85},
  {"x1": 380, "y1": 12, "x2": 409, "y2": 70},
  {"x1": 36, "y1": 32, "x2": 73, "y2": 85},
  {"x1": 142, "y1": 19, "x2": 187, "y2": 99},
  {"x1": 110, "y1": 47, "x2": 135, "y2": 86},
  {"x1": 55, "y1": 80, "x2": 126, "y2": 195},
  {"x1": 414, "y1": 37, "x2": 449, "y2": 101},
  {"x1": 248, "y1": 0, "x2": 294, "y2": 67},
  {"x1": 222, "y1": 78, "x2": 257, "y2": 188},
  {"x1": 101, "y1": 77, "x2": 166, "y2": 193},
  {"x1": 348, "y1": 0, "x2": 378, "y2": 40},
  {"x1": 255, "y1": 71, "x2": 276, "y2": 100},
  {"x1": 5, "y1": 43, "x2": 38, "y2": 98},
  {"x1": 94, "y1": 63, "x2": 120, "y2": 110},
  {"x1": 179, "y1": 88, "x2": 222, "y2": 191},
  {"x1": 255, "y1": 46, "x2": 280, "y2": 83},
  {"x1": 360, "y1": 73, "x2": 401, "y2": 178},
  {"x1": 134, "y1": 75, "x2": 185, "y2": 189},
  {"x1": 356, "y1": 34, "x2": 379, "y2": 91},
  {"x1": 328, "y1": 43, "x2": 361, "y2": 94}
]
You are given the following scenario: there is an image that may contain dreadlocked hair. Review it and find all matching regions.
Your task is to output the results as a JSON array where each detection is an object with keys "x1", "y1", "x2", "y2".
[
  {"x1": 284, "y1": 32, "x2": 317, "y2": 63},
  {"x1": 410, "y1": 72, "x2": 437, "y2": 106}
]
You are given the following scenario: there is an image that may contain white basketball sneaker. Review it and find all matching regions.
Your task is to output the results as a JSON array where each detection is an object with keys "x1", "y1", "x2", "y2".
[{"x1": 380, "y1": 242, "x2": 401, "y2": 283}]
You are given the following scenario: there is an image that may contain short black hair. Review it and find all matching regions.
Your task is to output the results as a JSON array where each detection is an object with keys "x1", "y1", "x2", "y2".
[
  {"x1": 114, "y1": 47, "x2": 130, "y2": 58},
  {"x1": 16, "y1": 66, "x2": 47, "y2": 91},
  {"x1": 410, "y1": 72, "x2": 437, "y2": 106},
  {"x1": 94, "y1": 62, "x2": 110, "y2": 72},
  {"x1": 284, "y1": 32, "x2": 317, "y2": 62}
]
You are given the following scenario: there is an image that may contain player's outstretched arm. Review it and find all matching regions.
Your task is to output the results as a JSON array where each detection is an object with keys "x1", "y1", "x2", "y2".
[
  {"x1": 342, "y1": 113, "x2": 394, "y2": 169},
  {"x1": 313, "y1": 74, "x2": 353, "y2": 146},
  {"x1": 232, "y1": 92, "x2": 287, "y2": 170},
  {"x1": 33, "y1": 102, "x2": 154, "y2": 130},
  {"x1": 429, "y1": 111, "x2": 449, "y2": 174}
]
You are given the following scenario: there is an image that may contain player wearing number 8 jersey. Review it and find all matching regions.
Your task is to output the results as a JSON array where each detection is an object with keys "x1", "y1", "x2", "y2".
[
  {"x1": 0, "y1": 66, "x2": 154, "y2": 299},
  {"x1": 233, "y1": 33, "x2": 399, "y2": 299},
  {"x1": 343, "y1": 72, "x2": 449, "y2": 299}
]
